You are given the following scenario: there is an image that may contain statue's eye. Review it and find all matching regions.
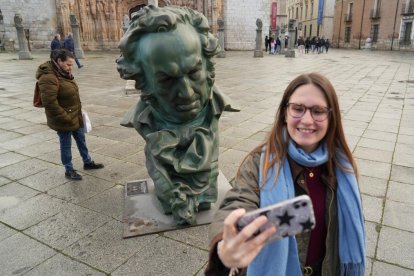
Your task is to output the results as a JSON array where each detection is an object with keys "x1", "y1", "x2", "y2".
[
  {"x1": 158, "y1": 75, "x2": 175, "y2": 85},
  {"x1": 188, "y1": 69, "x2": 201, "y2": 80}
]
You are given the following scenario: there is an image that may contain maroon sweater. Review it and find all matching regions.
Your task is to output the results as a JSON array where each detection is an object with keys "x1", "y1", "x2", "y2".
[{"x1": 305, "y1": 166, "x2": 327, "y2": 266}]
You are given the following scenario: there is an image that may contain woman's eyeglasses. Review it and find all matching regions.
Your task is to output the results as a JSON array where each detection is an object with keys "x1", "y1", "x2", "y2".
[{"x1": 286, "y1": 103, "x2": 331, "y2": 122}]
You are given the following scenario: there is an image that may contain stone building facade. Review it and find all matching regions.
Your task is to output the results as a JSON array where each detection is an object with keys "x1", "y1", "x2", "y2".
[
  {"x1": 0, "y1": 0, "x2": 287, "y2": 51},
  {"x1": 225, "y1": 0, "x2": 280, "y2": 50},
  {"x1": 332, "y1": 0, "x2": 414, "y2": 51},
  {"x1": 286, "y1": 0, "x2": 335, "y2": 43},
  {"x1": 0, "y1": 0, "x2": 223, "y2": 51}
]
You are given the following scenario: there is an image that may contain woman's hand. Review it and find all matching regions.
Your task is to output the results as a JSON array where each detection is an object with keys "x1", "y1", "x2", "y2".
[{"x1": 217, "y1": 208, "x2": 276, "y2": 268}]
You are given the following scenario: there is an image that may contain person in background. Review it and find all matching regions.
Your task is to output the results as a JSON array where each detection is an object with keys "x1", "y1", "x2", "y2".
[
  {"x1": 264, "y1": 35, "x2": 270, "y2": 53},
  {"x1": 205, "y1": 73, "x2": 366, "y2": 276},
  {"x1": 50, "y1": 34, "x2": 62, "y2": 53},
  {"x1": 275, "y1": 36, "x2": 281, "y2": 54},
  {"x1": 305, "y1": 37, "x2": 311, "y2": 54},
  {"x1": 36, "y1": 49, "x2": 103, "y2": 180},
  {"x1": 325, "y1": 39, "x2": 331, "y2": 53},
  {"x1": 63, "y1": 33, "x2": 83, "y2": 69}
]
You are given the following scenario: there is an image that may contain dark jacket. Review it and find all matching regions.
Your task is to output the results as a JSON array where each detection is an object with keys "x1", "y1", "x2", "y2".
[
  {"x1": 36, "y1": 61, "x2": 83, "y2": 132},
  {"x1": 63, "y1": 36, "x2": 75, "y2": 52},
  {"x1": 50, "y1": 38, "x2": 61, "y2": 51},
  {"x1": 205, "y1": 151, "x2": 340, "y2": 276}
]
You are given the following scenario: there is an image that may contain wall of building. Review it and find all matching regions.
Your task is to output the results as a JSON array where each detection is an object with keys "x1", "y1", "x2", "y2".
[
  {"x1": 287, "y1": 0, "x2": 335, "y2": 43},
  {"x1": 332, "y1": 0, "x2": 413, "y2": 51},
  {"x1": 224, "y1": 0, "x2": 273, "y2": 50},
  {"x1": 0, "y1": 0, "x2": 56, "y2": 50}
]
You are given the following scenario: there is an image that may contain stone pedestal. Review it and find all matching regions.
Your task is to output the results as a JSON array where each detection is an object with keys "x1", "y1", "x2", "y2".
[
  {"x1": 122, "y1": 170, "x2": 232, "y2": 238},
  {"x1": 285, "y1": 20, "x2": 296, "y2": 58},
  {"x1": 125, "y1": 80, "x2": 140, "y2": 95},
  {"x1": 217, "y1": 18, "x2": 226, "y2": 58},
  {"x1": 70, "y1": 14, "x2": 85, "y2": 59},
  {"x1": 254, "y1": 18, "x2": 263, "y2": 58},
  {"x1": 14, "y1": 14, "x2": 32, "y2": 60}
]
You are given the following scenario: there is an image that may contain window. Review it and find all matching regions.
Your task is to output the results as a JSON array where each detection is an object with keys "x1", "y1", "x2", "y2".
[
  {"x1": 401, "y1": 22, "x2": 412, "y2": 45},
  {"x1": 345, "y1": 26, "x2": 351, "y2": 43},
  {"x1": 311, "y1": 3, "x2": 314, "y2": 17},
  {"x1": 301, "y1": 7, "x2": 303, "y2": 20},
  {"x1": 296, "y1": 7, "x2": 299, "y2": 19},
  {"x1": 370, "y1": 24, "x2": 379, "y2": 42},
  {"x1": 304, "y1": 25, "x2": 307, "y2": 37},
  {"x1": 306, "y1": 5, "x2": 308, "y2": 19},
  {"x1": 310, "y1": 24, "x2": 313, "y2": 37},
  {"x1": 317, "y1": 25, "x2": 320, "y2": 37}
]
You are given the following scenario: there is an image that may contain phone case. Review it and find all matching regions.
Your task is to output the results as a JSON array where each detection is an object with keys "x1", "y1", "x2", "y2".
[{"x1": 236, "y1": 195, "x2": 315, "y2": 243}]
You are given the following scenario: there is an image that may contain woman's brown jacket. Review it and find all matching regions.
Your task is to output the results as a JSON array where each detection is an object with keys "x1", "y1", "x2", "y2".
[
  {"x1": 36, "y1": 61, "x2": 83, "y2": 132},
  {"x1": 205, "y1": 151, "x2": 340, "y2": 276}
]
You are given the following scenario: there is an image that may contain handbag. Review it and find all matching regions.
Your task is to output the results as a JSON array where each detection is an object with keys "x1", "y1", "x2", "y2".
[
  {"x1": 33, "y1": 75, "x2": 59, "y2": 108},
  {"x1": 82, "y1": 110, "x2": 92, "y2": 133},
  {"x1": 33, "y1": 82, "x2": 42, "y2": 107}
]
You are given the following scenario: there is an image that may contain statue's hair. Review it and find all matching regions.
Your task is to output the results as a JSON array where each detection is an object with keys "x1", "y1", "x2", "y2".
[{"x1": 116, "y1": 5, "x2": 220, "y2": 97}]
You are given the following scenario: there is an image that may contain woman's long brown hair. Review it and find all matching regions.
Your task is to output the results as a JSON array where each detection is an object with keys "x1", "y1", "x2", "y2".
[{"x1": 238, "y1": 73, "x2": 358, "y2": 189}]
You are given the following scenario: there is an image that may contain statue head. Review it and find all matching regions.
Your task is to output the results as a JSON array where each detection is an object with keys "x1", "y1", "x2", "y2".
[{"x1": 116, "y1": 6, "x2": 220, "y2": 123}]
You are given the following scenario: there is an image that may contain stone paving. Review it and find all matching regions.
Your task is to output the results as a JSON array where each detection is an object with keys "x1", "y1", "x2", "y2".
[{"x1": 0, "y1": 49, "x2": 413, "y2": 276}]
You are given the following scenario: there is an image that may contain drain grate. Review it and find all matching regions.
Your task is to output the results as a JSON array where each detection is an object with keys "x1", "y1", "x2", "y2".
[{"x1": 398, "y1": 80, "x2": 414, "y2": 83}]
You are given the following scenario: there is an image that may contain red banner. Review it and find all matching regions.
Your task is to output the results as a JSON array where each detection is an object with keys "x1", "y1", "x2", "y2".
[{"x1": 271, "y1": 2, "x2": 277, "y2": 30}]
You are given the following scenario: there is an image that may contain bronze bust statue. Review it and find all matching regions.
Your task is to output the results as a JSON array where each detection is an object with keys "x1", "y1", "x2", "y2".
[{"x1": 116, "y1": 5, "x2": 237, "y2": 225}]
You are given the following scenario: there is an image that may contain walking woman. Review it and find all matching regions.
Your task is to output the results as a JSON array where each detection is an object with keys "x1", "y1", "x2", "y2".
[{"x1": 205, "y1": 73, "x2": 365, "y2": 276}]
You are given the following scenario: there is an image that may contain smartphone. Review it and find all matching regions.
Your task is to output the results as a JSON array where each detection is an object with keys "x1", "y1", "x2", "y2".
[{"x1": 236, "y1": 195, "x2": 315, "y2": 243}]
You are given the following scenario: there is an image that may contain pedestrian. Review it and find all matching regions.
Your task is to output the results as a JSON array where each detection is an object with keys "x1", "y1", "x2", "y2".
[
  {"x1": 264, "y1": 35, "x2": 270, "y2": 53},
  {"x1": 270, "y1": 38, "x2": 276, "y2": 55},
  {"x1": 311, "y1": 36, "x2": 316, "y2": 53},
  {"x1": 319, "y1": 37, "x2": 326, "y2": 54},
  {"x1": 275, "y1": 36, "x2": 281, "y2": 54},
  {"x1": 63, "y1": 33, "x2": 83, "y2": 69},
  {"x1": 325, "y1": 39, "x2": 330, "y2": 53},
  {"x1": 50, "y1": 34, "x2": 62, "y2": 53},
  {"x1": 305, "y1": 37, "x2": 311, "y2": 54},
  {"x1": 36, "y1": 49, "x2": 104, "y2": 180},
  {"x1": 205, "y1": 73, "x2": 366, "y2": 276},
  {"x1": 297, "y1": 36, "x2": 305, "y2": 54}
]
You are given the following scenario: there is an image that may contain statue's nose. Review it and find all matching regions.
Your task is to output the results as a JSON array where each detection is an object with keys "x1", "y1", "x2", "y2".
[{"x1": 177, "y1": 77, "x2": 195, "y2": 99}]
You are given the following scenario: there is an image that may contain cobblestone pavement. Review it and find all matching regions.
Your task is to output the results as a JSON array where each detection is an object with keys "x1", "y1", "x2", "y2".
[{"x1": 0, "y1": 49, "x2": 413, "y2": 276}]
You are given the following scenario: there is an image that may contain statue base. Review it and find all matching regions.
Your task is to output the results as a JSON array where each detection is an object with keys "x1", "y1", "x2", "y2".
[
  {"x1": 217, "y1": 51, "x2": 226, "y2": 58},
  {"x1": 285, "y1": 49, "x2": 295, "y2": 58},
  {"x1": 125, "y1": 80, "x2": 140, "y2": 95},
  {"x1": 122, "y1": 170, "x2": 232, "y2": 238},
  {"x1": 18, "y1": 51, "x2": 32, "y2": 60},
  {"x1": 254, "y1": 50, "x2": 264, "y2": 58}
]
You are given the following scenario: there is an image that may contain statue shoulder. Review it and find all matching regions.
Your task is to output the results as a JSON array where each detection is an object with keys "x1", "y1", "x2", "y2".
[{"x1": 212, "y1": 86, "x2": 240, "y2": 113}]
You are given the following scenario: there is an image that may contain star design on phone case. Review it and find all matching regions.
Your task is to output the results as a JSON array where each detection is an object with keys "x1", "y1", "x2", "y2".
[
  {"x1": 277, "y1": 210, "x2": 295, "y2": 226},
  {"x1": 300, "y1": 218, "x2": 314, "y2": 231}
]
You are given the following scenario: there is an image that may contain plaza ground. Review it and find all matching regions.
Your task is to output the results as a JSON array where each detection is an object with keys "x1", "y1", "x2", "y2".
[{"x1": 0, "y1": 48, "x2": 413, "y2": 275}]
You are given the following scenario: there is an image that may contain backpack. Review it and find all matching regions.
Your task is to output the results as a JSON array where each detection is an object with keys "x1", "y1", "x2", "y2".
[{"x1": 33, "y1": 75, "x2": 59, "y2": 108}]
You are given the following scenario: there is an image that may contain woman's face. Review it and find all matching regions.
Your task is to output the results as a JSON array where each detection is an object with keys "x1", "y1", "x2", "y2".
[{"x1": 285, "y1": 83, "x2": 329, "y2": 153}]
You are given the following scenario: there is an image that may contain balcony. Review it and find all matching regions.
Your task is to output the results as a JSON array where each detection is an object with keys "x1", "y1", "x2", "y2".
[
  {"x1": 401, "y1": 0, "x2": 414, "y2": 15},
  {"x1": 370, "y1": 8, "x2": 381, "y2": 19},
  {"x1": 344, "y1": 13, "x2": 352, "y2": 22}
]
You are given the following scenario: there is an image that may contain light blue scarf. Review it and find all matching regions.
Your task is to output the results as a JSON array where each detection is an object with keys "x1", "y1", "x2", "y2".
[{"x1": 247, "y1": 140, "x2": 365, "y2": 276}]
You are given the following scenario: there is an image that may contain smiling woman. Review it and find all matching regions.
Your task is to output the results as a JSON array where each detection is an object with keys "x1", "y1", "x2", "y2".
[{"x1": 206, "y1": 73, "x2": 365, "y2": 276}]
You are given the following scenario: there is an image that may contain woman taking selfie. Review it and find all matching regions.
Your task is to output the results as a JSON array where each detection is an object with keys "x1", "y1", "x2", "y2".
[{"x1": 205, "y1": 73, "x2": 365, "y2": 276}]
